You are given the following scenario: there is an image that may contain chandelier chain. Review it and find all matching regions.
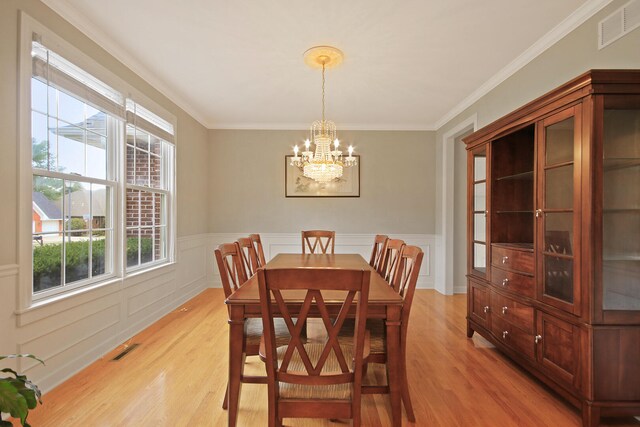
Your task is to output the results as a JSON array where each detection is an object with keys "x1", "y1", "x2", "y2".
[{"x1": 321, "y1": 62, "x2": 326, "y2": 126}]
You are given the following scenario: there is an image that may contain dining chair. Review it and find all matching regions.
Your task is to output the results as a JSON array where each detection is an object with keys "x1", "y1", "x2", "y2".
[
  {"x1": 237, "y1": 237, "x2": 260, "y2": 277},
  {"x1": 214, "y1": 242, "x2": 292, "y2": 410},
  {"x1": 301, "y1": 230, "x2": 335, "y2": 254},
  {"x1": 249, "y1": 233, "x2": 267, "y2": 267},
  {"x1": 380, "y1": 238, "x2": 405, "y2": 284},
  {"x1": 339, "y1": 244, "x2": 423, "y2": 422},
  {"x1": 369, "y1": 234, "x2": 389, "y2": 275},
  {"x1": 258, "y1": 267, "x2": 371, "y2": 427},
  {"x1": 387, "y1": 245, "x2": 424, "y2": 421}
]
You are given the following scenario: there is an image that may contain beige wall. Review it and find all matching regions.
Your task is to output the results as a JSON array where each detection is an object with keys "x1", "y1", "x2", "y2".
[
  {"x1": 438, "y1": 0, "x2": 640, "y2": 290},
  {"x1": 209, "y1": 129, "x2": 436, "y2": 234}
]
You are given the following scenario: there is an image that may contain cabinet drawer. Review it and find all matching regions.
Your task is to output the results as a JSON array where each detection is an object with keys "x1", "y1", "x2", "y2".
[
  {"x1": 491, "y1": 315, "x2": 535, "y2": 360},
  {"x1": 491, "y1": 266, "x2": 535, "y2": 299},
  {"x1": 490, "y1": 291, "x2": 534, "y2": 334},
  {"x1": 468, "y1": 280, "x2": 490, "y2": 329},
  {"x1": 491, "y1": 246, "x2": 534, "y2": 274}
]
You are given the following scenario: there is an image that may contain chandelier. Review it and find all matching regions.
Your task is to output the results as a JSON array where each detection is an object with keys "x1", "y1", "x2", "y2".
[{"x1": 290, "y1": 46, "x2": 357, "y2": 183}]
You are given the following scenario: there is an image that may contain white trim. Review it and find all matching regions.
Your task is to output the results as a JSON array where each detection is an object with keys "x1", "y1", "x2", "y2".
[
  {"x1": 40, "y1": 0, "x2": 209, "y2": 129},
  {"x1": 433, "y1": 0, "x2": 614, "y2": 130},
  {"x1": 436, "y1": 114, "x2": 477, "y2": 295},
  {"x1": 0, "y1": 264, "x2": 19, "y2": 279},
  {"x1": 19, "y1": 12, "x2": 36, "y2": 309},
  {"x1": 208, "y1": 122, "x2": 438, "y2": 131},
  {"x1": 32, "y1": 168, "x2": 116, "y2": 186}
]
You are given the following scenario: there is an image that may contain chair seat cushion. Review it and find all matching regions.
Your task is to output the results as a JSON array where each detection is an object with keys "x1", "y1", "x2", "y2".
[
  {"x1": 245, "y1": 317, "x2": 292, "y2": 347},
  {"x1": 276, "y1": 343, "x2": 353, "y2": 400},
  {"x1": 339, "y1": 318, "x2": 386, "y2": 353}
]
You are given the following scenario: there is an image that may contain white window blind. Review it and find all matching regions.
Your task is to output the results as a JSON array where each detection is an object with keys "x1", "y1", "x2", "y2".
[
  {"x1": 31, "y1": 37, "x2": 125, "y2": 120},
  {"x1": 126, "y1": 99, "x2": 175, "y2": 143}
]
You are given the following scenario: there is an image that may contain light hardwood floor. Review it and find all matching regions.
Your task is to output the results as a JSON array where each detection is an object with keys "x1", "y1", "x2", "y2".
[{"x1": 26, "y1": 289, "x2": 640, "y2": 426}]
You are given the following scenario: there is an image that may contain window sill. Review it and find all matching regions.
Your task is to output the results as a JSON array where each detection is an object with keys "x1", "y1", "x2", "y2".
[{"x1": 16, "y1": 277, "x2": 123, "y2": 327}]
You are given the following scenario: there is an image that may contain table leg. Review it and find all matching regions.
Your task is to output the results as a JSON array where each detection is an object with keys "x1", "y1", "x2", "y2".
[
  {"x1": 386, "y1": 305, "x2": 402, "y2": 427},
  {"x1": 227, "y1": 306, "x2": 246, "y2": 427}
]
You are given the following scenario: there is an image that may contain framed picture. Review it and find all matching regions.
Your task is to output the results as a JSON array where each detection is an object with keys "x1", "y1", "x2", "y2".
[{"x1": 285, "y1": 155, "x2": 360, "y2": 197}]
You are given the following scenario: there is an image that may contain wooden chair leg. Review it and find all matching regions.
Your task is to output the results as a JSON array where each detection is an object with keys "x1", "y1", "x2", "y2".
[
  {"x1": 401, "y1": 358, "x2": 416, "y2": 422},
  {"x1": 222, "y1": 381, "x2": 228, "y2": 409},
  {"x1": 353, "y1": 403, "x2": 361, "y2": 427}
]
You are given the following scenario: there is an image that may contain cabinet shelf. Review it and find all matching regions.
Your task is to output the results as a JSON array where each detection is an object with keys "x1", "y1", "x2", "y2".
[
  {"x1": 603, "y1": 157, "x2": 640, "y2": 171},
  {"x1": 495, "y1": 210, "x2": 534, "y2": 214},
  {"x1": 493, "y1": 242, "x2": 534, "y2": 251},
  {"x1": 603, "y1": 255, "x2": 640, "y2": 261},
  {"x1": 603, "y1": 208, "x2": 640, "y2": 213},
  {"x1": 495, "y1": 170, "x2": 534, "y2": 181}
]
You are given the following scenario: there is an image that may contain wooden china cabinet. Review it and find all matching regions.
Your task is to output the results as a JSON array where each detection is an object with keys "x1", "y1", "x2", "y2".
[{"x1": 464, "y1": 70, "x2": 640, "y2": 427}]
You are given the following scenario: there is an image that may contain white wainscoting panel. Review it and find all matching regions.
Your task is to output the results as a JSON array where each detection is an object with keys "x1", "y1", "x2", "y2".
[
  {"x1": 209, "y1": 233, "x2": 435, "y2": 289},
  {"x1": 5, "y1": 233, "x2": 211, "y2": 393}
]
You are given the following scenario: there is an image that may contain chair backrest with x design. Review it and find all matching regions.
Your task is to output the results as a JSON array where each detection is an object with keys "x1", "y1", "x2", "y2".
[
  {"x1": 380, "y1": 238, "x2": 405, "y2": 284},
  {"x1": 214, "y1": 242, "x2": 248, "y2": 299},
  {"x1": 369, "y1": 234, "x2": 389, "y2": 274},
  {"x1": 389, "y1": 245, "x2": 424, "y2": 330},
  {"x1": 301, "y1": 230, "x2": 335, "y2": 254},
  {"x1": 237, "y1": 237, "x2": 260, "y2": 278},
  {"x1": 249, "y1": 233, "x2": 267, "y2": 267},
  {"x1": 258, "y1": 267, "x2": 370, "y2": 419}
]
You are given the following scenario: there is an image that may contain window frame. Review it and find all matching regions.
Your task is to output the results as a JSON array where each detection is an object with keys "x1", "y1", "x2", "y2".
[
  {"x1": 18, "y1": 13, "x2": 177, "y2": 309},
  {"x1": 124, "y1": 121, "x2": 175, "y2": 273}
]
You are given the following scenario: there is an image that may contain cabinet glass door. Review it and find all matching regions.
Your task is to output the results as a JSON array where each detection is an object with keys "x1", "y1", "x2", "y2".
[
  {"x1": 600, "y1": 97, "x2": 640, "y2": 317},
  {"x1": 537, "y1": 106, "x2": 581, "y2": 314},
  {"x1": 470, "y1": 146, "x2": 488, "y2": 276}
]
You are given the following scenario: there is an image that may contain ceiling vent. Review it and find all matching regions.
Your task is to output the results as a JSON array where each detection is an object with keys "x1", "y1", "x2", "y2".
[{"x1": 599, "y1": 0, "x2": 640, "y2": 49}]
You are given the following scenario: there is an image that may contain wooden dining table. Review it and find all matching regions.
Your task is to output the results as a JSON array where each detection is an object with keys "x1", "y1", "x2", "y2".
[{"x1": 224, "y1": 253, "x2": 405, "y2": 427}]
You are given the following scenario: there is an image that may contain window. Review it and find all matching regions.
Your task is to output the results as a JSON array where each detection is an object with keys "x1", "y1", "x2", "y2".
[
  {"x1": 31, "y1": 40, "x2": 120, "y2": 296},
  {"x1": 28, "y1": 35, "x2": 175, "y2": 301},
  {"x1": 125, "y1": 101, "x2": 175, "y2": 270}
]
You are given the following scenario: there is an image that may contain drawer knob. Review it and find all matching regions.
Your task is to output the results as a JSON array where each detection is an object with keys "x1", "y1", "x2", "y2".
[
  {"x1": 501, "y1": 306, "x2": 508, "y2": 315},
  {"x1": 502, "y1": 256, "x2": 509, "y2": 264},
  {"x1": 534, "y1": 335, "x2": 542, "y2": 344},
  {"x1": 483, "y1": 306, "x2": 490, "y2": 314},
  {"x1": 502, "y1": 278, "x2": 509, "y2": 286},
  {"x1": 535, "y1": 209, "x2": 542, "y2": 218},
  {"x1": 502, "y1": 331, "x2": 509, "y2": 339}
]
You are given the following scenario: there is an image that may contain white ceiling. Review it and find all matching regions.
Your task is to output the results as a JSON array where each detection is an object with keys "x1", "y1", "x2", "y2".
[{"x1": 44, "y1": 0, "x2": 601, "y2": 130}]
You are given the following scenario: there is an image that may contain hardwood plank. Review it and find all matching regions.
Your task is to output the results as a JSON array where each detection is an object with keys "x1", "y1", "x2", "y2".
[{"x1": 25, "y1": 289, "x2": 640, "y2": 426}]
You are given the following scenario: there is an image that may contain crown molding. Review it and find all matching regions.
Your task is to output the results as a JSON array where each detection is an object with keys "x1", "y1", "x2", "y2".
[
  {"x1": 42, "y1": 0, "x2": 613, "y2": 133},
  {"x1": 208, "y1": 122, "x2": 437, "y2": 131},
  {"x1": 433, "y1": 0, "x2": 614, "y2": 130},
  {"x1": 40, "y1": 0, "x2": 211, "y2": 129}
]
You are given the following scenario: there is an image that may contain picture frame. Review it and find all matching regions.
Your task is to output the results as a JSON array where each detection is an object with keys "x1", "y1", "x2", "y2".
[{"x1": 285, "y1": 155, "x2": 360, "y2": 197}]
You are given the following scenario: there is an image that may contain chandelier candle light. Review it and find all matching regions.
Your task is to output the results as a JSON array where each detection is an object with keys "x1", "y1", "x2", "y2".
[{"x1": 290, "y1": 46, "x2": 357, "y2": 183}]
